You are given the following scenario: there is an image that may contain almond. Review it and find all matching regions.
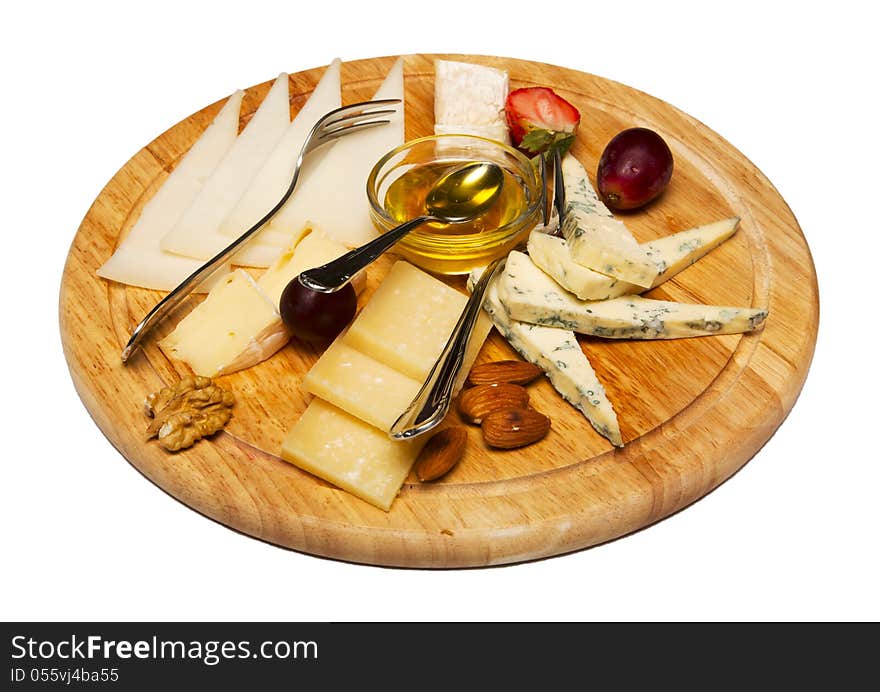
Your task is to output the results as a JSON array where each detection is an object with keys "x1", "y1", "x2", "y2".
[
  {"x1": 467, "y1": 359, "x2": 543, "y2": 386},
  {"x1": 457, "y1": 383, "x2": 530, "y2": 424},
  {"x1": 481, "y1": 408, "x2": 550, "y2": 449},
  {"x1": 414, "y1": 427, "x2": 468, "y2": 482}
]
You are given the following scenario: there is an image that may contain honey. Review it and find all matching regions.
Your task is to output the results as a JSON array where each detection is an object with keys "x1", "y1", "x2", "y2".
[{"x1": 383, "y1": 160, "x2": 528, "y2": 236}]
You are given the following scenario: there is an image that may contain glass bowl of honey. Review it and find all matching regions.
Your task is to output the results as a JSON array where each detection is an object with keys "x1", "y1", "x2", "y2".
[{"x1": 367, "y1": 134, "x2": 542, "y2": 275}]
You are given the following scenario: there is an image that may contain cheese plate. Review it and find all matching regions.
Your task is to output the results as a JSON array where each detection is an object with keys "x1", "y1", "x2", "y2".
[{"x1": 59, "y1": 54, "x2": 818, "y2": 568}]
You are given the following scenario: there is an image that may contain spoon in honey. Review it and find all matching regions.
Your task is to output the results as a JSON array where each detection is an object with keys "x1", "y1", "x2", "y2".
[{"x1": 297, "y1": 160, "x2": 504, "y2": 292}]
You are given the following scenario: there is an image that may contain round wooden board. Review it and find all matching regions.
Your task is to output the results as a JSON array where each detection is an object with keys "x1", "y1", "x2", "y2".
[{"x1": 59, "y1": 54, "x2": 818, "y2": 568}]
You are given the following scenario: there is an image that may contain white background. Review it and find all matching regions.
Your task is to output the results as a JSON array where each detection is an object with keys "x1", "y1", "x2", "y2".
[{"x1": 2, "y1": 0, "x2": 877, "y2": 622}]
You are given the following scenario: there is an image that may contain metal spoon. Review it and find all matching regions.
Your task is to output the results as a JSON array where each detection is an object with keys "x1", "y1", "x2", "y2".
[{"x1": 297, "y1": 160, "x2": 504, "y2": 293}]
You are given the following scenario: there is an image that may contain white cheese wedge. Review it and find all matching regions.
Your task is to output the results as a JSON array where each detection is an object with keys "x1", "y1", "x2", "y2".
[
  {"x1": 467, "y1": 269, "x2": 622, "y2": 447},
  {"x1": 560, "y1": 154, "x2": 658, "y2": 288},
  {"x1": 342, "y1": 260, "x2": 492, "y2": 382},
  {"x1": 96, "y1": 90, "x2": 244, "y2": 291},
  {"x1": 159, "y1": 269, "x2": 287, "y2": 377},
  {"x1": 159, "y1": 73, "x2": 291, "y2": 263},
  {"x1": 499, "y1": 251, "x2": 768, "y2": 339},
  {"x1": 159, "y1": 228, "x2": 362, "y2": 376},
  {"x1": 219, "y1": 60, "x2": 342, "y2": 246},
  {"x1": 528, "y1": 217, "x2": 740, "y2": 300},
  {"x1": 433, "y1": 59, "x2": 510, "y2": 144},
  {"x1": 262, "y1": 58, "x2": 405, "y2": 248},
  {"x1": 303, "y1": 339, "x2": 422, "y2": 432},
  {"x1": 281, "y1": 398, "x2": 427, "y2": 511}
]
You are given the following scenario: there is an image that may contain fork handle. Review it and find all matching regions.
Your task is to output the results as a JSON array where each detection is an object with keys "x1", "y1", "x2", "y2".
[{"x1": 298, "y1": 214, "x2": 437, "y2": 292}]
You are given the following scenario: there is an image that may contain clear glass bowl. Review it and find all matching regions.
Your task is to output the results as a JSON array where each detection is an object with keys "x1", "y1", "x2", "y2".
[{"x1": 367, "y1": 134, "x2": 542, "y2": 275}]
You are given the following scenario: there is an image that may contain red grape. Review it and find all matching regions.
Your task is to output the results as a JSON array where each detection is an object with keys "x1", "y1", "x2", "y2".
[
  {"x1": 596, "y1": 128, "x2": 673, "y2": 211},
  {"x1": 279, "y1": 275, "x2": 356, "y2": 343}
]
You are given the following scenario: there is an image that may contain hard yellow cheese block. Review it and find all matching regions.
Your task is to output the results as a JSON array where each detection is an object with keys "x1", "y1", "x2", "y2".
[
  {"x1": 281, "y1": 399, "x2": 427, "y2": 511},
  {"x1": 343, "y1": 261, "x2": 492, "y2": 381},
  {"x1": 302, "y1": 339, "x2": 422, "y2": 432},
  {"x1": 159, "y1": 269, "x2": 286, "y2": 377}
]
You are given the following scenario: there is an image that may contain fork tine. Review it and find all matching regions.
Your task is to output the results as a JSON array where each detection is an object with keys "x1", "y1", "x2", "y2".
[
  {"x1": 312, "y1": 119, "x2": 392, "y2": 146},
  {"x1": 318, "y1": 98, "x2": 401, "y2": 125},
  {"x1": 322, "y1": 108, "x2": 398, "y2": 129}
]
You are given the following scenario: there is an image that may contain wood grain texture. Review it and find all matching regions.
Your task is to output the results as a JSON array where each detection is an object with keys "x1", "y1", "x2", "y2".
[{"x1": 59, "y1": 54, "x2": 819, "y2": 568}]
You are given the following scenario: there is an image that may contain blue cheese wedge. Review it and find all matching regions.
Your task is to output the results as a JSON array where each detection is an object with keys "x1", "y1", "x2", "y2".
[
  {"x1": 434, "y1": 59, "x2": 510, "y2": 144},
  {"x1": 468, "y1": 269, "x2": 622, "y2": 447},
  {"x1": 528, "y1": 217, "x2": 740, "y2": 300},
  {"x1": 560, "y1": 154, "x2": 657, "y2": 288},
  {"x1": 499, "y1": 251, "x2": 767, "y2": 339}
]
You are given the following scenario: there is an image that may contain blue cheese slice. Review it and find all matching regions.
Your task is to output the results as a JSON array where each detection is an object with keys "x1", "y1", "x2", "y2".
[
  {"x1": 468, "y1": 269, "x2": 622, "y2": 447},
  {"x1": 499, "y1": 251, "x2": 768, "y2": 339},
  {"x1": 528, "y1": 217, "x2": 740, "y2": 300},
  {"x1": 433, "y1": 59, "x2": 510, "y2": 144},
  {"x1": 560, "y1": 154, "x2": 657, "y2": 288}
]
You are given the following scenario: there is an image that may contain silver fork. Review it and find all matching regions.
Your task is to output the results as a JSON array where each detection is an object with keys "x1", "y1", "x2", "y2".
[{"x1": 120, "y1": 98, "x2": 400, "y2": 363}]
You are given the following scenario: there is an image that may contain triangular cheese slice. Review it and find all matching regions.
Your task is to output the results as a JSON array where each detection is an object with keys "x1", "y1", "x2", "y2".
[
  {"x1": 220, "y1": 59, "x2": 343, "y2": 259},
  {"x1": 262, "y1": 57, "x2": 405, "y2": 247},
  {"x1": 159, "y1": 73, "x2": 291, "y2": 261},
  {"x1": 96, "y1": 90, "x2": 244, "y2": 291}
]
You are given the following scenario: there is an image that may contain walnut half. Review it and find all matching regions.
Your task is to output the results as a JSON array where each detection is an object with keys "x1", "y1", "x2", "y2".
[{"x1": 144, "y1": 377, "x2": 234, "y2": 452}]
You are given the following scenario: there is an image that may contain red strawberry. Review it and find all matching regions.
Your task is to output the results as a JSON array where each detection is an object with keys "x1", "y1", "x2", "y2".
[{"x1": 505, "y1": 87, "x2": 581, "y2": 156}]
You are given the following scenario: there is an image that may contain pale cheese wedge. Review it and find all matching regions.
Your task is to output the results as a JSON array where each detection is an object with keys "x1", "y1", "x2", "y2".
[
  {"x1": 158, "y1": 227, "x2": 362, "y2": 376},
  {"x1": 219, "y1": 60, "x2": 342, "y2": 249},
  {"x1": 96, "y1": 90, "x2": 244, "y2": 291},
  {"x1": 527, "y1": 217, "x2": 740, "y2": 300},
  {"x1": 433, "y1": 59, "x2": 510, "y2": 144},
  {"x1": 467, "y1": 268, "x2": 622, "y2": 447},
  {"x1": 281, "y1": 398, "x2": 427, "y2": 512},
  {"x1": 159, "y1": 73, "x2": 291, "y2": 263},
  {"x1": 560, "y1": 154, "x2": 658, "y2": 288},
  {"x1": 499, "y1": 250, "x2": 768, "y2": 339},
  {"x1": 259, "y1": 58, "x2": 405, "y2": 248}
]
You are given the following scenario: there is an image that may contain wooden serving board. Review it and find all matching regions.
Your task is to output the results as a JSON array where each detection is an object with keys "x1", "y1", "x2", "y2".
[{"x1": 59, "y1": 54, "x2": 818, "y2": 568}]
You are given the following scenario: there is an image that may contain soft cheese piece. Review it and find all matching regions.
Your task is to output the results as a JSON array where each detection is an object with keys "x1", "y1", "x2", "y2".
[
  {"x1": 158, "y1": 227, "x2": 364, "y2": 376},
  {"x1": 499, "y1": 251, "x2": 768, "y2": 339},
  {"x1": 528, "y1": 217, "x2": 740, "y2": 300},
  {"x1": 303, "y1": 339, "x2": 422, "y2": 432},
  {"x1": 433, "y1": 59, "x2": 510, "y2": 143},
  {"x1": 159, "y1": 73, "x2": 291, "y2": 262},
  {"x1": 219, "y1": 60, "x2": 342, "y2": 243},
  {"x1": 280, "y1": 398, "x2": 427, "y2": 511},
  {"x1": 343, "y1": 261, "x2": 492, "y2": 382},
  {"x1": 159, "y1": 269, "x2": 287, "y2": 377},
  {"x1": 96, "y1": 90, "x2": 244, "y2": 291},
  {"x1": 560, "y1": 154, "x2": 658, "y2": 288},
  {"x1": 468, "y1": 269, "x2": 622, "y2": 447},
  {"x1": 262, "y1": 58, "x2": 405, "y2": 247}
]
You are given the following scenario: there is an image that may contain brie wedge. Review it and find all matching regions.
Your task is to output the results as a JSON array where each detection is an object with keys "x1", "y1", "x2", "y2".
[{"x1": 433, "y1": 59, "x2": 510, "y2": 144}]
